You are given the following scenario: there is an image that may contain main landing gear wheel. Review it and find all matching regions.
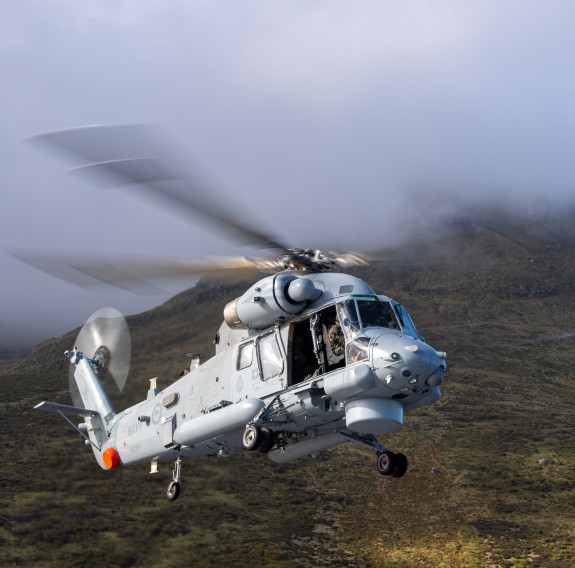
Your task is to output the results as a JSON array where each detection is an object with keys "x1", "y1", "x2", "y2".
[
  {"x1": 242, "y1": 425, "x2": 262, "y2": 451},
  {"x1": 258, "y1": 427, "x2": 275, "y2": 454},
  {"x1": 167, "y1": 481, "x2": 181, "y2": 501},
  {"x1": 377, "y1": 451, "x2": 408, "y2": 477}
]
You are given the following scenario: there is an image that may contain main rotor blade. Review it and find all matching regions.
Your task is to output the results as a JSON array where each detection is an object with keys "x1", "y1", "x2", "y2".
[
  {"x1": 11, "y1": 251, "x2": 275, "y2": 292},
  {"x1": 28, "y1": 124, "x2": 287, "y2": 251}
]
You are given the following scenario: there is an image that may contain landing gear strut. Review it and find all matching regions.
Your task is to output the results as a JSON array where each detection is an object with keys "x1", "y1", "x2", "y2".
[
  {"x1": 167, "y1": 457, "x2": 182, "y2": 501},
  {"x1": 337, "y1": 431, "x2": 409, "y2": 478}
]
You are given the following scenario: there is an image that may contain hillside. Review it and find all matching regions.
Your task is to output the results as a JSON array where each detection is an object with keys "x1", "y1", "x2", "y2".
[{"x1": 1, "y1": 219, "x2": 574, "y2": 567}]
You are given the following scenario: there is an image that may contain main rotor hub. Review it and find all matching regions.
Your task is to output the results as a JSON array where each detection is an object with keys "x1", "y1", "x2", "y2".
[
  {"x1": 249, "y1": 249, "x2": 368, "y2": 273},
  {"x1": 282, "y1": 249, "x2": 336, "y2": 272}
]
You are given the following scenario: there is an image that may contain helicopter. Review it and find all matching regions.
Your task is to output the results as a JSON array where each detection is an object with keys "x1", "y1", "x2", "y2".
[{"x1": 26, "y1": 124, "x2": 447, "y2": 501}]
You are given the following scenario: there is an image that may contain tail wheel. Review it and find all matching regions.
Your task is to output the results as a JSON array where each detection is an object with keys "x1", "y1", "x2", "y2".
[
  {"x1": 167, "y1": 481, "x2": 181, "y2": 501},
  {"x1": 242, "y1": 425, "x2": 262, "y2": 451},
  {"x1": 258, "y1": 427, "x2": 275, "y2": 453},
  {"x1": 391, "y1": 453, "x2": 408, "y2": 478},
  {"x1": 376, "y1": 450, "x2": 396, "y2": 476}
]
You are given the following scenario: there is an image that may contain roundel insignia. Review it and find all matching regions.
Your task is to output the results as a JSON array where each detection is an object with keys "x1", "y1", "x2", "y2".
[{"x1": 151, "y1": 404, "x2": 162, "y2": 425}]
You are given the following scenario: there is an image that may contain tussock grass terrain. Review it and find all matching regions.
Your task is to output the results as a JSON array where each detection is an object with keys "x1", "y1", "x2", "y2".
[{"x1": 1, "y1": 221, "x2": 574, "y2": 567}]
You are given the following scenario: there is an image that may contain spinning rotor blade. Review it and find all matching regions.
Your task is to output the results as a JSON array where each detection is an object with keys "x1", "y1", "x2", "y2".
[
  {"x1": 519, "y1": 331, "x2": 575, "y2": 345},
  {"x1": 12, "y1": 252, "x2": 279, "y2": 292},
  {"x1": 70, "y1": 307, "x2": 131, "y2": 407},
  {"x1": 330, "y1": 251, "x2": 370, "y2": 268},
  {"x1": 28, "y1": 124, "x2": 286, "y2": 251},
  {"x1": 22, "y1": 124, "x2": 373, "y2": 287}
]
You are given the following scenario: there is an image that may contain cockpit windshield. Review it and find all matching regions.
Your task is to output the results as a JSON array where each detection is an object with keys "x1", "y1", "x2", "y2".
[
  {"x1": 357, "y1": 298, "x2": 400, "y2": 330},
  {"x1": 336, "y1": 297, "x2": 400, "y2": 336}
]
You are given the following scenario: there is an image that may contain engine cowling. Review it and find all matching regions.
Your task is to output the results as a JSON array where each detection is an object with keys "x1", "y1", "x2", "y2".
[{"x1": 224, "y1": 274, "x2": 322, "y2": 329}]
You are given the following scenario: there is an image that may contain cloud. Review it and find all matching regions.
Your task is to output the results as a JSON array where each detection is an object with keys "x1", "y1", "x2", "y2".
[{"x1": 2, "y1": 1, "x2": 575, "y2": 348}]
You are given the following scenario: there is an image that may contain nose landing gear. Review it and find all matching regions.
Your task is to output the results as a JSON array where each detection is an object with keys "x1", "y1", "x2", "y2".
[
  {"x1": 377, "y1": 450, "x2": 408, "y2": 478},
  {"x1": 338, "y1": 431, "x2": 409, "y2": 479}
]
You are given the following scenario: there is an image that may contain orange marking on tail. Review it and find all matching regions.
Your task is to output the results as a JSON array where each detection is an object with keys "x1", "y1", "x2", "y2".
[{"x1": 103, "y1": 447, "x2": 120, "y2": 469}]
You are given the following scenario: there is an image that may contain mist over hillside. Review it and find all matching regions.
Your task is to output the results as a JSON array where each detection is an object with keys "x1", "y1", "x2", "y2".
[{"x1": 3, "y1": 200, "x2": 575, "y2": 353}]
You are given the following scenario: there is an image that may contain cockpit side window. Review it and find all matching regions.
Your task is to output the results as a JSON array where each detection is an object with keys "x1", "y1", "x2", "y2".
[
  {"x1": 336, "y1": 300, "x2": 361, "y2": 338},
  {"x1": 392, "y1": 302, "x2": 420, "y2": 339},
  {"x1": 346, "y1": 336, "x2": 370, "y2": 363}
]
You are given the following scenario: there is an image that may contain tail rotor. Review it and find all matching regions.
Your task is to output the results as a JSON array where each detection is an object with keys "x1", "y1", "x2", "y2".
[{"x1": 70, "y1": 307, "x2": 131, "y2": 408}]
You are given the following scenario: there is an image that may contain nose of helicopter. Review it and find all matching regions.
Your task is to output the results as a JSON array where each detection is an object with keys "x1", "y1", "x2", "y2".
[{"x1": 372, "y1": 332, "x2": 446, "y2": 393}]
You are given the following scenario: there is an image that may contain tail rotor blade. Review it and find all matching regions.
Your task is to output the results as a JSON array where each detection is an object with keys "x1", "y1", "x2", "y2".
[{"x1": 69, "y1": 307, "x2": 131, "y2": 407}]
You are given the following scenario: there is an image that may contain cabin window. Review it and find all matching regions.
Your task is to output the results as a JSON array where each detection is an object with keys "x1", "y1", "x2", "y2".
[
  {"x1": 237, "y1": 341, "x2": 254, "y2": 370},
  {"x1": 257, "y1": 332, "x2": 283, "y2": 380}
]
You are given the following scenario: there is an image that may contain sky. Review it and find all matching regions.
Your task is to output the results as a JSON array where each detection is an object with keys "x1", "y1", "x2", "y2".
[{"x1": 1, "y1": 0, "x2": 575, "y2": 349}]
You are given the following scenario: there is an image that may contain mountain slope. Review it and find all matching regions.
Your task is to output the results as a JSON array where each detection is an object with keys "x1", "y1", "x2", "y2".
[{"x1": 1, "y1": 220, "x2": 574, "y2": 567}]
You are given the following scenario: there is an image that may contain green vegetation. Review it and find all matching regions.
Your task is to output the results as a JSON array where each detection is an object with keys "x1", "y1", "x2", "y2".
[{"x1": 1, "y1": 222, "x2": 574, "y2": 567}]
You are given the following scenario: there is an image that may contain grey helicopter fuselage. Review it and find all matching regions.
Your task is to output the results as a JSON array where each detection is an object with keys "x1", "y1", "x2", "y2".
[
  {"x1": 28, "y1": 124, "x2": 446, "y2": 500},
  {"x1": 60, "y1": 270, "x2": 446, "y2": 476}
]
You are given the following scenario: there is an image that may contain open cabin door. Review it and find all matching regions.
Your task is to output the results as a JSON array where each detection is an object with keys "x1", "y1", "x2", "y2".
[{"x1": 288, "y1": 305, "x2": 345, "y2": 387}]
